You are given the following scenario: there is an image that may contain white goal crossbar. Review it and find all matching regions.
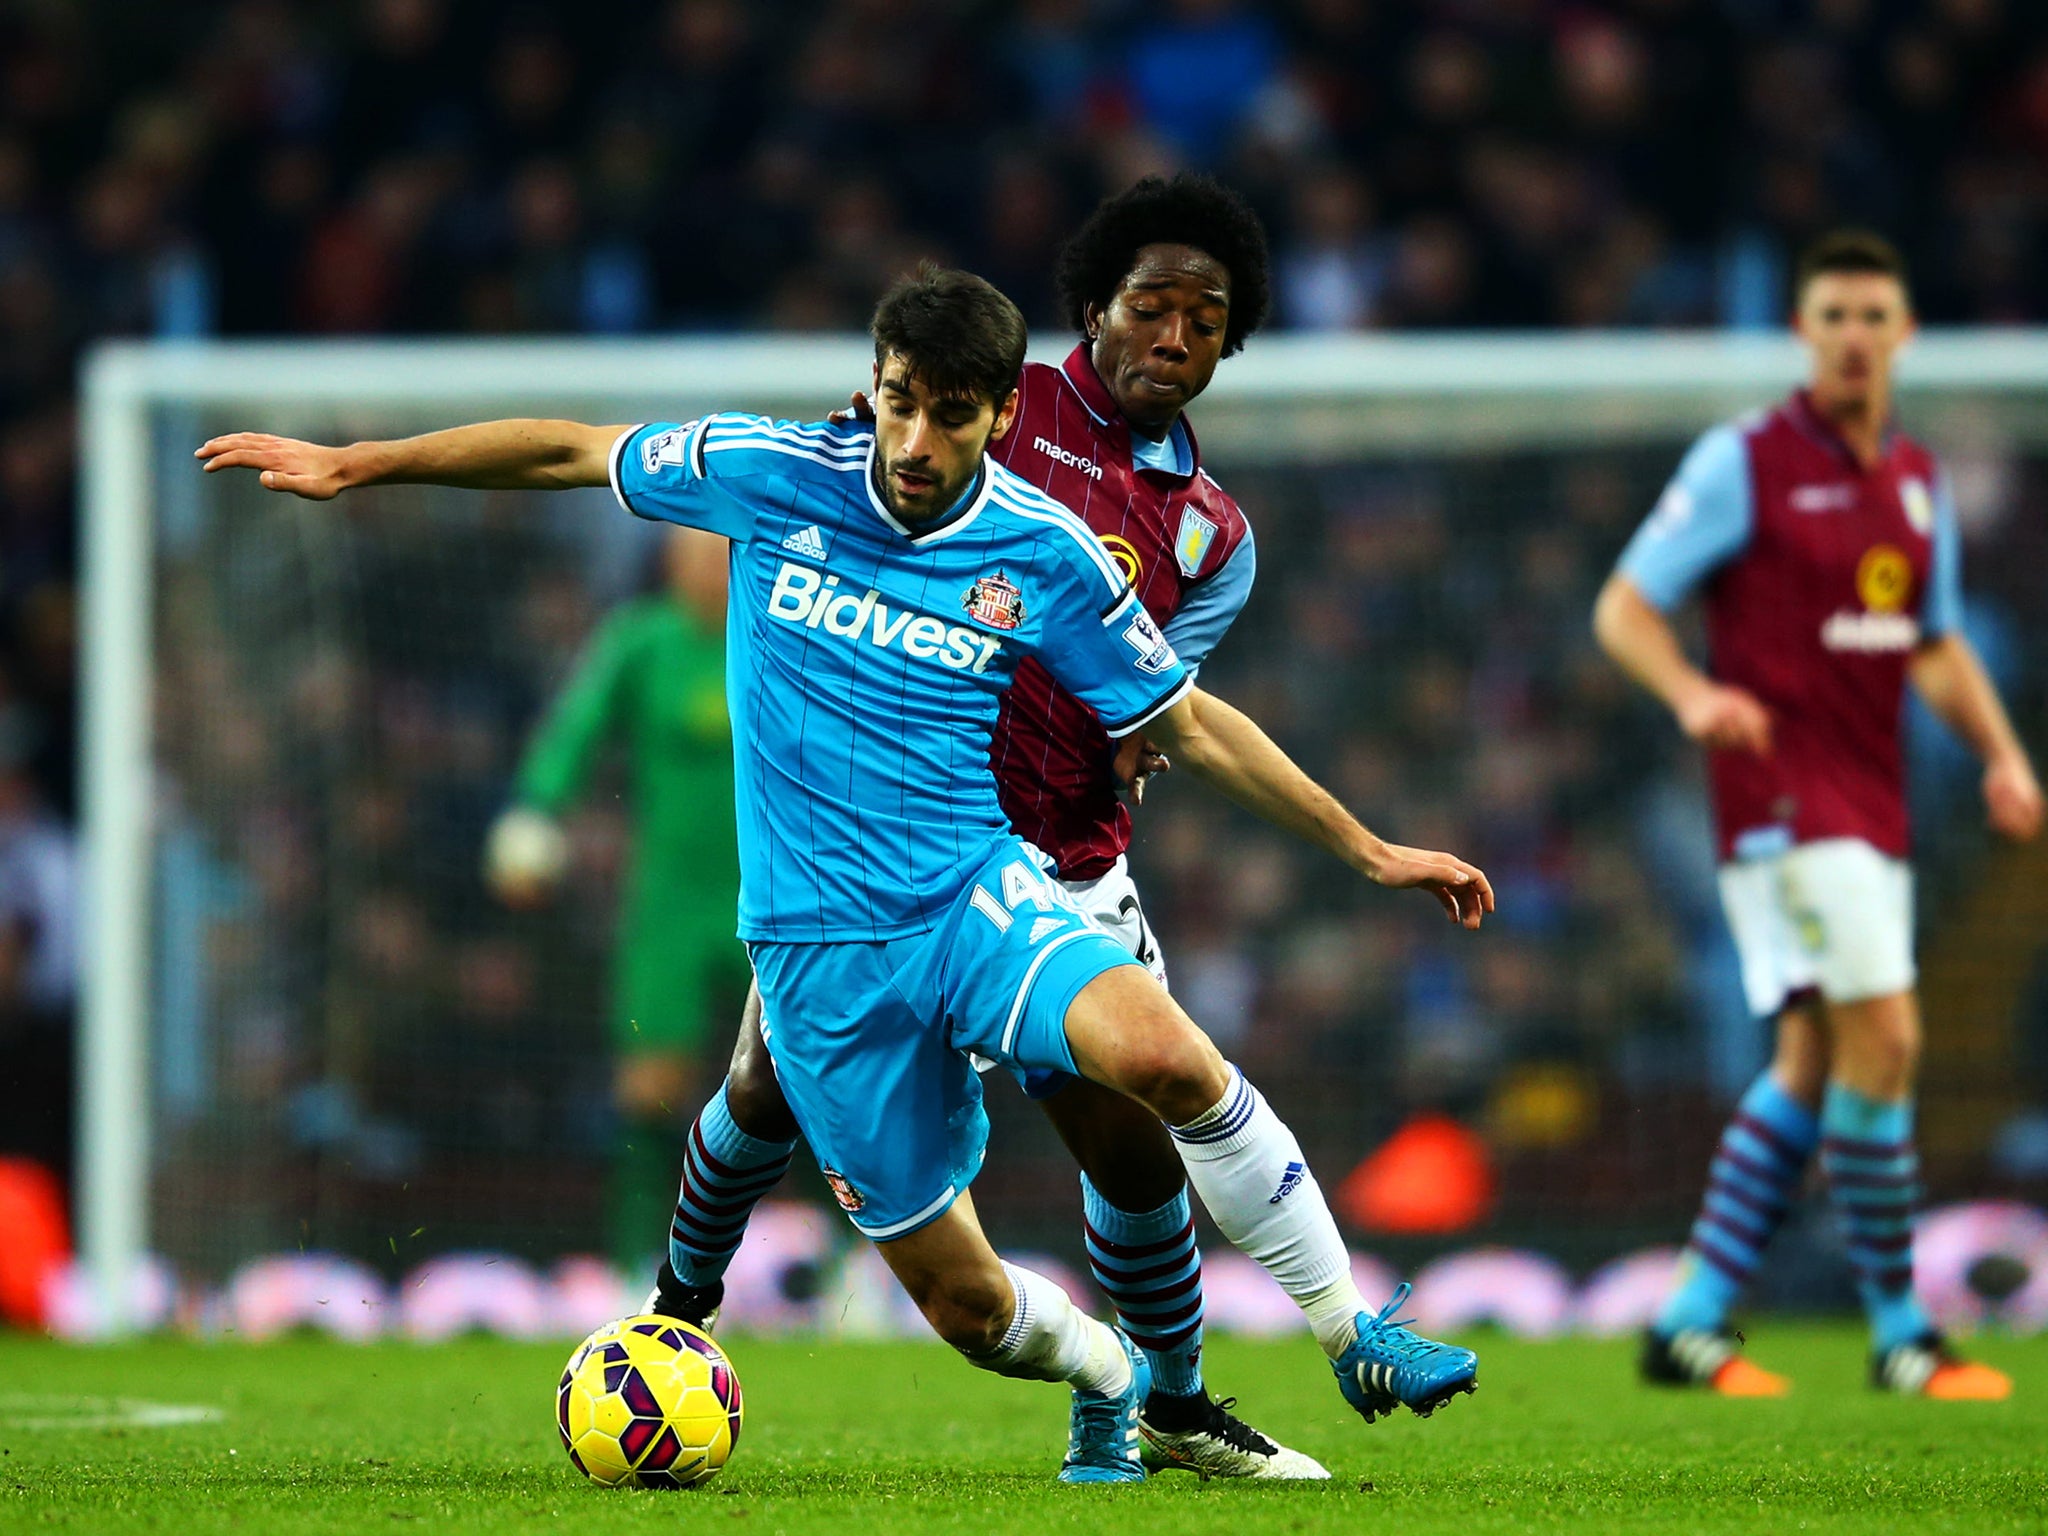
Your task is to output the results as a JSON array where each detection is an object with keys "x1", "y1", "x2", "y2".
[{"x1": 78, "y1": 329, "x2": 2048, "y2": 1333}]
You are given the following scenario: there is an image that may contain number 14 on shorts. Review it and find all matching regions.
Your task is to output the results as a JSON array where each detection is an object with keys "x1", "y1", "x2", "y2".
[{"x1": 970, "y1": 860, "x2": 1072, "y2": 944}]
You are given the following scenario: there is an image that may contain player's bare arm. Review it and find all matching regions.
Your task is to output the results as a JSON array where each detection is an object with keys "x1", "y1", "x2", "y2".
[
  {"x1": 195, "y1": 419, "x2": 631, "y2": 498},
  {"x1": 1593, "y1": 573, "x2": 1773, "y2": 754},
  {"x1": 1909, "y1": 632, "x2": 2045, "y2": 840},
  {"x1": 1143, "y1": 688, "x2": 1493, "y2": 928}
]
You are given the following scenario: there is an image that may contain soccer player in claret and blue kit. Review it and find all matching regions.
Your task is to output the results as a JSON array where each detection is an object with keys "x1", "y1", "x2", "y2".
[
  {"x1": 197, "y1": 260, "x2": 1493, "y2": 1481},
  {"x1": 1595, "y1": 230, "x2": 2043, "y2": 1399},
  {"x1": 652, "y1": 175, "x2": 1362, "y2": 1481}
]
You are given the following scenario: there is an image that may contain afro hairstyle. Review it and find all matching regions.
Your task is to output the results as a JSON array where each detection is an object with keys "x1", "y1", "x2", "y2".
[{"x1": 1055, "y1": 173, "x2": 1271, "y2": 356}]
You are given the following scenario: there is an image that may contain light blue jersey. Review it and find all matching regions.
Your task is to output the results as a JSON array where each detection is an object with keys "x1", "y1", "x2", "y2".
[{"x1": 609, "y1": 414, "x2": 1193, "y2": 943}]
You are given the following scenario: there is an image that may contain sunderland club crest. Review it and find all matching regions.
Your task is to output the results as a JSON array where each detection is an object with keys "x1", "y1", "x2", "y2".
[
  {"x1": 963, "y1": 571, "x2": 1026, "y2": 630},
  {"x1": 820, "y1": 1167, "x2": 866, "y2": 1214}
]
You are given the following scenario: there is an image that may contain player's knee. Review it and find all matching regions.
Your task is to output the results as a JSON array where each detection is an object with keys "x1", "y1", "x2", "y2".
[
  {"x1": 724, "y1": 995, "x2": 799, "y2": 1141},
  {"x1": 1116, "y1": 1021, "x2": 1229, "y2": 1127},
  {"x1": 1048, "y1": 1088, "x2": 1184, "y2": 1211},
  {"x1": 1835, "y1": 1001, "x2": 1920, "y2": 1093},
  {"x1": 724, "y1": 1053, "x2": 796, "y2": 1141},
  {"x1": 1770, "y1": 1008, "x2": 1829, "y2": 1104},
  {"x1": 909, "y1": 1272, "x2": 1010, "y2": 1355},
  {"x1": 1862, "y1": 1017, "x2": 1920, "y2": 1086}
]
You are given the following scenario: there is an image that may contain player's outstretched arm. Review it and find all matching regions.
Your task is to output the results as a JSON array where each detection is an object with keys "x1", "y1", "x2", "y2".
[
  {"x1": 1909, "y1": 632, "x2": 2045, "y2": 841},
  {"x1": 195, "y1": 420, "x2": 632, "y2": 499},
  {"x1": 1593, "y1": 573, "x2": 1772, "y2": 754},
  {"x1": 1143, "y1": 688, "x2": 1494, "y2": 928}
]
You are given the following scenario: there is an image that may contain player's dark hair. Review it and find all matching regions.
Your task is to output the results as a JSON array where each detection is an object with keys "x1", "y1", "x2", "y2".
[
  {"x1": 1055, "y1": 174, "x2": 1271, "y2": 356},
  {"x1": 869, "y1": 264, "x2": 1027, "y2": 408},
  {"x1": 1795, "y1": 229, "x2": 1910, "y2": 302}
]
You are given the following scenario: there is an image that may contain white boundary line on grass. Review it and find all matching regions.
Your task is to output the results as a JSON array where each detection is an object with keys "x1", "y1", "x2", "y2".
[{"x1": 0, "y1": 1394, "x2": 224, "y2": 1430}]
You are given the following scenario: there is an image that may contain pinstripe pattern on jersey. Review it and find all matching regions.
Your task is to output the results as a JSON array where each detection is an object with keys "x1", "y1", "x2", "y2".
[
  {"x1": 986, "y1": 473, "x2": 1130, "y2": 597},
  {"x1": 612, "y1": 411, "x2": 1188, "y2": 943},
  {"x1": 985, "y1": 351, "x2": 1256, "y2": 880}
]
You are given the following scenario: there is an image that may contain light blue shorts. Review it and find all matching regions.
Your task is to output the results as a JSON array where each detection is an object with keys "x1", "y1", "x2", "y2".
[{"x1": 750, "y1": 838, "x2": 1143, "y2": 1241}]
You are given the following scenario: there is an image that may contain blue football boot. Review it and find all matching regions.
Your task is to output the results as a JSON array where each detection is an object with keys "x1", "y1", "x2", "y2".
[
  {"x1": 1333, "y1": 1281, "x2": 1478, "y2": 1423},
  {"x1": 1059, "y1": 1327, "x2": 1150, "y2": 1484}
]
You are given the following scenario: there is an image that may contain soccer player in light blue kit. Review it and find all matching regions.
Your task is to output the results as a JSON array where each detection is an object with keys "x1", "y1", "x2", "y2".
[{"x1": 197, "y1": 266, "x2": 1493, "y2": 1480}]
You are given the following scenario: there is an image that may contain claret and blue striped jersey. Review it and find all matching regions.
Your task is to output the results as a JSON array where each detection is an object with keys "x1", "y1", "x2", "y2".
[
  {"x1": 989, "y1": 347, "x2": 1257, "y2": 879},
  {"x1": 1616, "y1": 390, "x2": 1960, "y2": 860},
  {"x1": 608, "y1": 413, "x2": 1192, "y2": 942}
]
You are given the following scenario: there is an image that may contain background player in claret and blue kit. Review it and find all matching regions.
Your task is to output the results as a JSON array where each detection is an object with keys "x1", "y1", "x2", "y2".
[
  {"x1": 652, "y1": 176, "x2": 1329, "y2": 1482},
  {"x1": 1595, "y1": 230, "x2": 2044, "y2": 1400},
  {"x1": 197, "y1": 264, "x2": 1492, "y2": 1484}
]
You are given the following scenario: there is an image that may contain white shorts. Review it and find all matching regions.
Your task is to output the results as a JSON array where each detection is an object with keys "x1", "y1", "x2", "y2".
[
  {"x1": 1058, "y1": 854, "x2": 1170, "y2": 990},
  {"x1": 1716, "y1": 837, "x2": 1915, "y2": 1019}
]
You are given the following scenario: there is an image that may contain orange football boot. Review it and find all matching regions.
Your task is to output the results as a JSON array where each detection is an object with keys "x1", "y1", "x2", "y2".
[
  {"x1": 1641, "y1": 1327, "x2": 1791, "y2": 1395},
  {"x1": 1874, "y1": 1334, "x2": 2012, "y2": 1400},
  {"x1": 1707, "y1": 1355, "x2": 1793, "y2": 1397}
]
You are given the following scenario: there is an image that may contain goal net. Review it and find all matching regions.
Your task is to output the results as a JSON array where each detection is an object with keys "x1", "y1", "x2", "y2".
[{"x1": 78, "y1": 333, "x2": 2048, "y2": 1332}]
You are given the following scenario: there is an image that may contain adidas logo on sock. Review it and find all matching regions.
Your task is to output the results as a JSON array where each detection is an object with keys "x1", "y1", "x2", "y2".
[
  {"x1": 782, "y1": 523, "x2": 829, "y2": 560},
  {"x1": 1269, "y1": 1160, "x2": 1305, "y2": 1205}
]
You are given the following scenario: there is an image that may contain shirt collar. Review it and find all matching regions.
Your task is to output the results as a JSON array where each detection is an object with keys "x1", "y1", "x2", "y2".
[
  {"x1": 863, "y1": 440, "x2": 992, "y2": 546},
  {"x1": 1057, "y1": 343, "x2": 1205, "y2": 480},
  {"x1": 1787, "y1": 388, "x2": 1896, "y2": 470}
]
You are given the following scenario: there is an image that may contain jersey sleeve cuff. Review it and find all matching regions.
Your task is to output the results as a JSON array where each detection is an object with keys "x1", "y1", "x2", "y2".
[
  {"x1": 1100, "y1": 583, "x2": 1140, "y2": 621},
  {"x1": 607, "y1": 424, "x2": 646, "y2": 517},
  {"x1": 1615, "y1": 563, "x2": 1683, "y2": 613},
  {"x1": 1103, "y1": 673, "x2": 1193, "y2": 739}
]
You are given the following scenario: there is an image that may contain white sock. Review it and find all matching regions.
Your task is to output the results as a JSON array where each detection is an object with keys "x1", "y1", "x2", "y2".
[
  {"x1": 965, "y1": 1262, "x2": 1132, "y2": 1395},
  {"x1": 1170, "y1": 1066, "x2": 1365, "y2": 1360},
  {"x1": 1301, "y1": 1276, "x2": 1368, "y2": 1359}
]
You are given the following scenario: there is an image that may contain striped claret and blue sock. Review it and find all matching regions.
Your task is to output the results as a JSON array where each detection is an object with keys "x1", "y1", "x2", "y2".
[
  {"x1": 1814, "y1": 1084, "x2": 2012, "y2": 1397},
  {"x1": 1656, "y1": 1070, "x2": 1820, "y2": 1341},
  {"x1": 1817, "y1": 1083, "x2": 1931, "y2": 1354},
  {"x1": 1081, "y1": 1178, "x2": 1206, "y2": 1399},
  {"x1": 668, "y1": 1082, "x2": 797, "y2": 1290},
  {"x1": 1640, "y1": 1071, "x2": 1817, "y2": 1394},
  {"x1": 1084, "y1": 1148, "x2": 1332, "y2": 1479}
]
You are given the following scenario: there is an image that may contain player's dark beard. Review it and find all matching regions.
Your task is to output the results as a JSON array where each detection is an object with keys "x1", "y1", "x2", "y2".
[{"x1": 878, "y1": 459, "x2": 969, "y2": 522}]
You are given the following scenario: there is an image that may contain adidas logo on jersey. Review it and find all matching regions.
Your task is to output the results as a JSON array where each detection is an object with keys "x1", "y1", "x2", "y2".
[
  {"x1": 782, "y1": 523, "x2": 829, "y2": 560},
  {"x1": 767, "y1": 561, "x2": 1004, "y2": 674}
]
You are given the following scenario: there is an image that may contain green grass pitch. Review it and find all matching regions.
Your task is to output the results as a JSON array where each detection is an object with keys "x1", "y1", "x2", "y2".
[{"x1": 3, "y1": 1325, "x2": 2044, "y2": 1534}]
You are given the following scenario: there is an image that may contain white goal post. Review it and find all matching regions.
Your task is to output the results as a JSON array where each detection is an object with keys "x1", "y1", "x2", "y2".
[{"x1": 79, "y1": 329, "x2": 2048, "y2": 1335}]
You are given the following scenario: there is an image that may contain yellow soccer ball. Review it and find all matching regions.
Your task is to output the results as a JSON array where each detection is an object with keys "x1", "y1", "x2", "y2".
[{"x1": 556, "y1": 1315, "x2": 743, "y2": 1488}]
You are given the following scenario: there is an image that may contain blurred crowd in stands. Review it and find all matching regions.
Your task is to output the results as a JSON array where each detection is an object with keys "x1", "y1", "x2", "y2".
[{"x1": 8, "y1": 0, "x2": 2048, "y2": 1256}]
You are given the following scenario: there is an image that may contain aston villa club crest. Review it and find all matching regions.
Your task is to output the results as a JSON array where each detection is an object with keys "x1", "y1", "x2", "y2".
[
  {"x1": 820, "y1": 1167, "x2": 866, "y2": 1214},
  {"x1": 1899, "y1": 477, "x2": 1934, "y2": 536},
  {"x1": 963, "y1": 571, "x2": 1026, "y2": 631},
  {"x1": 1174, "y1": 505, "x2": 1218, "y2": 577}
]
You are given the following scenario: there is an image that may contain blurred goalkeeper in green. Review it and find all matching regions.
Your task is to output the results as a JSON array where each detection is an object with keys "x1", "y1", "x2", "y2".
[{"x1": 484, "y1": 526, "x2": 749, "y2": 1268}]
